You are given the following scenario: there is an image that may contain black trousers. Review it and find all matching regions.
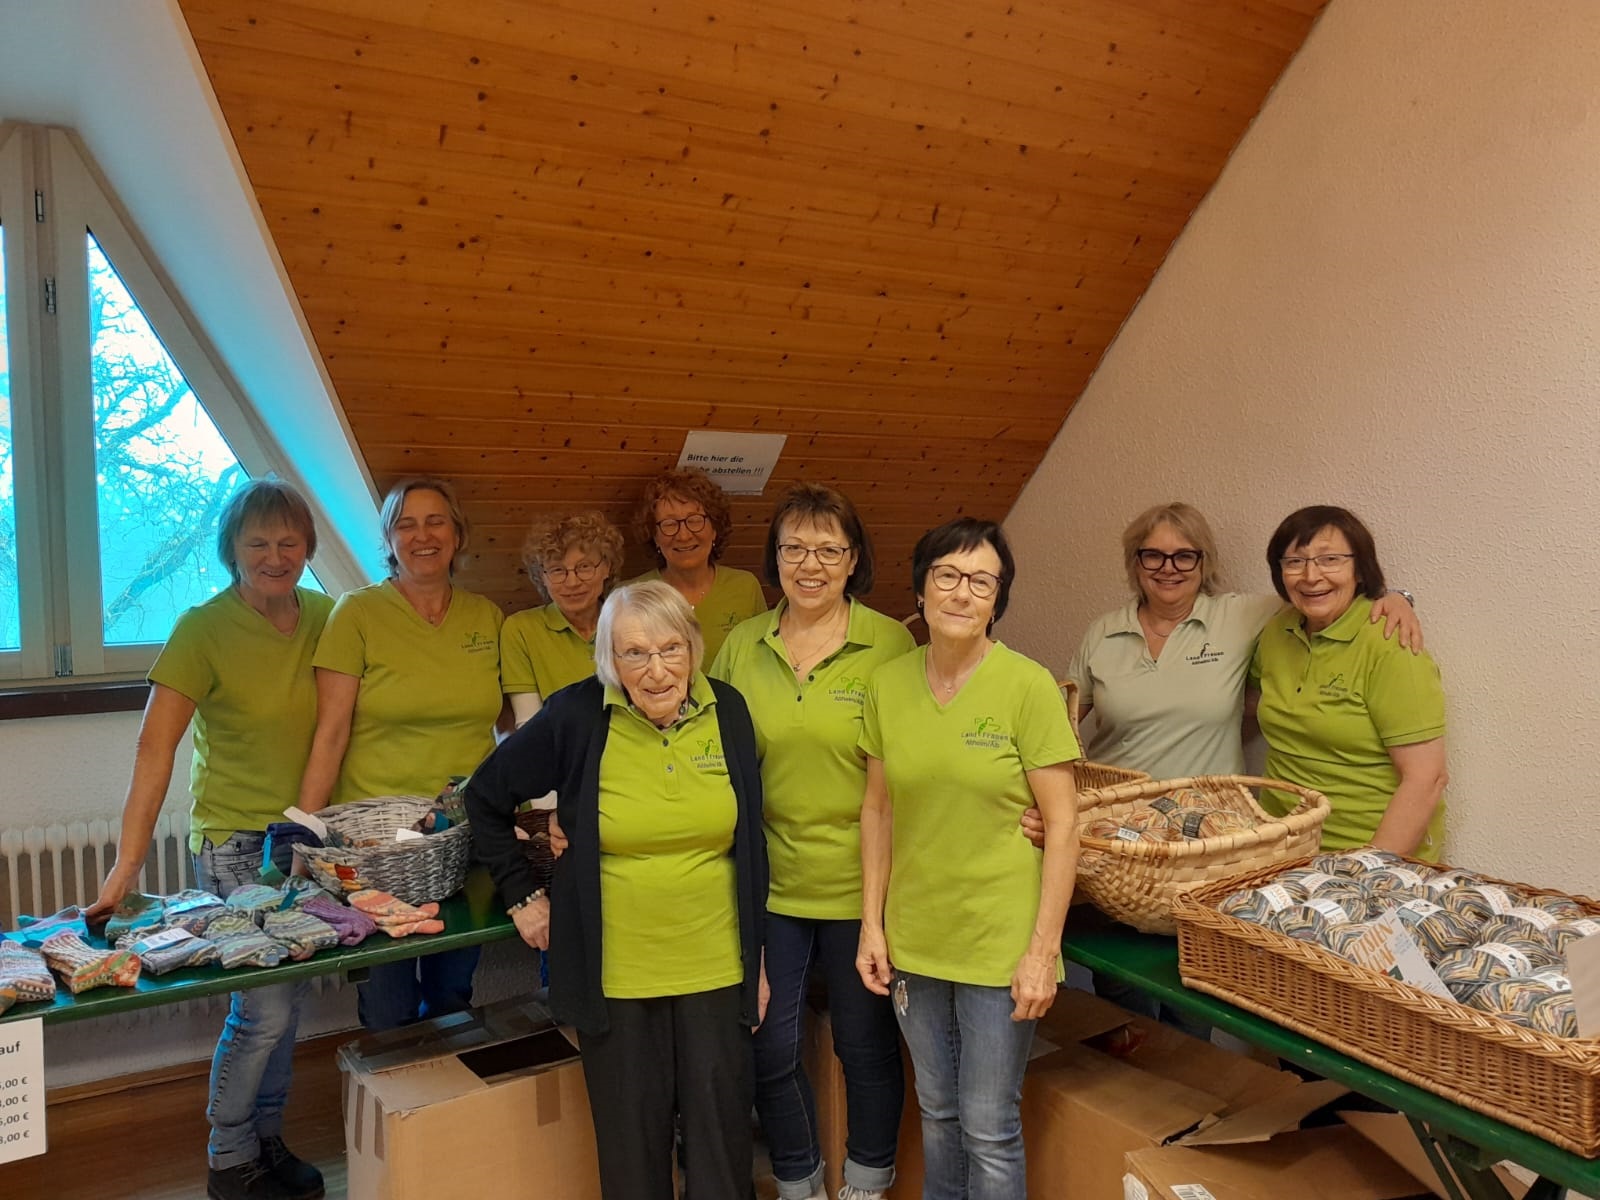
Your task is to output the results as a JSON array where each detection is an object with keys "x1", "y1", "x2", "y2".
[{"x1": 578, "y1": 984, "x2": 753, "y2": 1200}]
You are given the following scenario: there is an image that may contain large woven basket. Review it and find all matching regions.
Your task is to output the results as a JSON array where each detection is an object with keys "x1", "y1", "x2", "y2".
[
  {"x1": 513, "y1": 808, "x2": 558, "y2": 894},
  {"x1": 1056, "y1": 679, "x2": 1151, "y2": 792},
  {"x1": 1174, "y1": 857, "x2": 1600, "y2": 1156},
  {"x1": 1073, "y1": 775, "x2": 1329, "y2": 935},
  {"x1": 293, "y1": 795, "x2": 472, "y2": 906}
]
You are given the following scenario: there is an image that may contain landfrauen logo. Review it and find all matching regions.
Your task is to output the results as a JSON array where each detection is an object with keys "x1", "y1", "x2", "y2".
[
  {"x1": 1318, "y1": 672, "x2": 1350, "y2": 699},
  {"x1": 830, "y1": 674, "x2": 868, "y2": 705},
  {"x1": 690, "y1": 736, "x2": 727, "y2": 772},
  {"x1": 963, "y1": 715, "x2": 1008, "y2": 750},
  {"x1": 462, "y1": 631, "x2": 496, "y2": 655},
  {"x1": 1185, "y1": 640, "x2": 1224, "y2": 666}
]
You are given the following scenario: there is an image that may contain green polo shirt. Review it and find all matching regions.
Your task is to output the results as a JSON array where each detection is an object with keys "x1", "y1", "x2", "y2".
[
  {"x1": 860, "y1": 643, "x2": 1081, "y2": 986},
  {"x1": 597, "y1": 674, "x2": 742, "y2": 996},
  {"x1": 150, "y1": 587, "x2": 334, "y2": 854},
  {"x1": 1067, "y1": 592, "x2": 1282, "y2": 778},
  {"x1": 313, "y1": 581, "x2": 504, "y2": 805},
  {"x1": 631, "y1": 565, "x2": 767, "y2": 663},
  {"x1": 501, "y1": 602, "x2": 597, "y2": 698},
  {"x1": 1251, "y1": 595, "x2": 1447, "y2": 857},
  {"x1": 710, "y1": 599, "x2": 916, "y2": 920}
]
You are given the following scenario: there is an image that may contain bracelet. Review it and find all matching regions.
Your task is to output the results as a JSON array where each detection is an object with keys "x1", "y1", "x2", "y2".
[{"x1": 506, "y1": 888, "x2": 546, "y2": 916}]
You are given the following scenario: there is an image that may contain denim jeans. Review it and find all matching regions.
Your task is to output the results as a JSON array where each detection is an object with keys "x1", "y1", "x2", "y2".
[
  {"x1": 195, "y1": 831, "x2": 308, "y2": 1170},
  {"x1": 893, "y1": 972, "x2": 1037, "y2": 1200},
  {"x1": 356, "y1": 948, "x2": 479, "y2": 1031},
  {"x1": 754, "y1": 913, "x2": 902, "y2": 1198}
]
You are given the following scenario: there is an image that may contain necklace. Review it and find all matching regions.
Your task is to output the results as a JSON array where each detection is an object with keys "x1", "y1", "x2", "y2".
[
  {"x1": 926, "y1": 644, "x2": 989, "y2": 698},
  {"x1": 782, "y1": 605, "x2": 848, "y2": 674}
]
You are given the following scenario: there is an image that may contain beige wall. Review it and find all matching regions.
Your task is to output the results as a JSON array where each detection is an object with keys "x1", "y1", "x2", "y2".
[{"x1": 1004, "y1": 0, "x2": 1600, "y2": 893}]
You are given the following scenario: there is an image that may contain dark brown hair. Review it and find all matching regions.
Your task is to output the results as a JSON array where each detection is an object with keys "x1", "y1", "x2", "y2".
[
  {"x1": 912, "y1": 518, "x2": 1016, "y2": 627},
  {"x1": 762, "y1": 482, "x2": 875, "y2": 597},
  {"x1": 632, "y1": 468, "x2": 734, "y2": 564},
  {"x1": 1266, "y1": 505, "x2": 1386, "y2": 602}
]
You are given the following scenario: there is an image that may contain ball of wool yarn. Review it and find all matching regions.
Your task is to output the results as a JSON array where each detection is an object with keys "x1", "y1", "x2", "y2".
[
  {"x1": 1166, "y1": 806, "x2": 1255, "y2": 841},
  {"x1": 1303, "y1": 881, "x2": 1376, "y2": 919},
  {"x1": 1392, "y1": 899, "x2": 1478, "y2": 962},
  {"x1": 1490, "y1": 935, "x2": 1563, "y2": 971},
  {"x1": 1084, "y1": 812, "x2": 1174, "y2": 844},
  {"x1": 1479, "y1": 907, "x2": 1562, "y2": 952},
  {"x1": 1311, "y1": 849, "x2": 1405, "y2": 878},
  {"x1": 1442, "y1": 884, "x2": 1523, "y2": 926},
  {"x1": 1271, "y1": 895, "x2": 1366, "y2": 944},
  {"x1": 1422, "y1": 870, "x2": 1484, "y2": 898},
  {"x1": 1276, "y1": 869, "x2": 1342, "y2": 896},
  {"x1": 1470, "y1": 970, "x2": 1571, "y2": 1022},
  {"x1": 1549, "y1": 918, "x2": 1600, "y2": 956},
  {"x1": 1521, "y1": 894, "x2": 1589, "y2": 921},
  {"x1": 1362, "y1": 866, "x2": 1433, "y2": 897},
  {"x1": 1530, "y1": 993, "x2": 1580, "y2": 1038},
  {"x1": 1218, "y1": 881, "x2": 1304, "y2": 925},
  {"x1": 1434, "y1": 943, "x2": 1537, "y2": 1004},
  {"x1": 1324, "y1": 924, "x2": 1373, "y2": 960}
]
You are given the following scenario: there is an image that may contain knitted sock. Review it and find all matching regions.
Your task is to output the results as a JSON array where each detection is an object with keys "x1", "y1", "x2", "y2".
[
  {"x1": 224, "y1": 884, "x2": 284, "y2": 919},
  {"x1": 0, "y1": 941, "x2": 57, "y2": 1012},
  {"x1": 302, "y1": 895, "x2": 377, "y2": 946},
  {"x1": 348, "y1": 890, "x2": 441, "y2": 924},
  {"x1": 161, "y1": 890, "x2": 227, "y2": 934},
  {"x1": 115, "y1": 927, "x2": 221, "y2": 975},
  {"x1": 200, "y1": 913, "x2": 287, "y2": 969},
  {"x1": 276, "y1": 878, "x2": 324, "y2": 911},
  {"x1": 372, "y1": 914, "x2": 446, "y2": 938},
  {"x1": 261, "y1": 910, "x2": 340, "y2": 961},
  {"x1": 13, "y1": 906, "x2": 90, "y2": 948},
  {"x1": 101, "y1": 891, "x2": 166, "y2": 944},
  {"x1": 40, "y1": 932, "x2": 142, "y2": 994}
]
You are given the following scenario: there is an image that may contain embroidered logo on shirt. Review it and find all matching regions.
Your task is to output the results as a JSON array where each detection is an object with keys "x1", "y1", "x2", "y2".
[
  {"x1": 1319, "y1": 672, "x2": 1350, "y2": 698},
  {"x1": 1185, "y1": 641, "x2": 1224, "y2": 666},
  {"x1": 829, "y1": 675, "x2": 868, "y2": 705},
  {"x1": 963, "y1": 716, "x2": 1009, "y2": 749},
  {"x1": 690, "y1": 738, "x2": 727, "y2": 772},
  {"x1": 461, "y1": 631, "x2": 496, "y2": 655}
]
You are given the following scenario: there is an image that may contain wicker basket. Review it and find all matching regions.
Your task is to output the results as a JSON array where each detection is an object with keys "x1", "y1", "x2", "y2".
[
  {"x1": 293, "y1": 795, "x2": 472, "y2": 906},
  {"x1": 1056, "y1": 680, "x2": 1151, "y2": 792},
  {"x1": 1072, "y1": 775, "x2": 1330, "y2": 935},
  {"x1": 1174, "y1": 858, "x2": 1600, "y2": 1156},
  {"x1": 513, "y1": 808, "x2": 558, "y2": 894}
]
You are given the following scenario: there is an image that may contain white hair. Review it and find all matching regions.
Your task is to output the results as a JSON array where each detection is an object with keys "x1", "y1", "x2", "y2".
[{"x1": 593, "y1": 580, "x2": 706, "y2": 690}]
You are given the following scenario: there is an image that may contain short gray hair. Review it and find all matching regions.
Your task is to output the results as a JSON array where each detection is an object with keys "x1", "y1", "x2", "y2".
[
  {"x1": 593, "y1": 580, "x2": 705, "y2": 690},
  {"x1": 217, "y1": 478, "x2": 318, "y2": 584},
  {"x1": 379, "y1": 475, "x2": 469, "y2": 577}
]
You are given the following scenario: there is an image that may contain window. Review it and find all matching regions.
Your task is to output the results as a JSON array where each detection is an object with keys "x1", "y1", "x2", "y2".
[{"x1": 0, "y1": 124, "x2": 312, "y2": 684}]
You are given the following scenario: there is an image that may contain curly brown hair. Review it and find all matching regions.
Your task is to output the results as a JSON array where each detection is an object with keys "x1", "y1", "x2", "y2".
[
  {"x1": 521, "y1": 511, "x2": 626, "y2": 600},
  {"x1": 632, "y1": 467, "x2": 734, "y2": 564}
]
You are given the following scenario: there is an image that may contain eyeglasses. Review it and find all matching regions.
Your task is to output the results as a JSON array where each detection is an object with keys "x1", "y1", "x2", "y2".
[
  {"x1": 928, "y1": 564, "x2": 1001, "y2": 600},
  {"x1": 544, "y1": 560, "x2": 602, "y2": 584},
  {"x1": 1279, "y1": 553, "x2": 1356, "y2": 575},
  {"x1": 655, "y1": 513, "x2": 709, "y2": 537},
  {"x1": 1136, "y1": 548, "x2": 1203, "y2": 573},
  {"x1": 776, "y1": 543, "x2": 851, "y2": 567},
  {"x1": 614, "y1": 642, "x2": 690, "y2": 670}
]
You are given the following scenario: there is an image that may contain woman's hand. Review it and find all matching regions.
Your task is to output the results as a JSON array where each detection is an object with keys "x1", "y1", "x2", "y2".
[
  {"x1": 754, "y1": 952, "x2": 770, "y2": 1032},
  {"x1": 856, "y1": 924, "x2": 894, "y2": 996},
  {"x1": 512, "y1": 896, "x2": 552, "y2": 950},
  {"x1": 547, "y1": 812, "x2": 569, "y2": 858},
  {"x1": 1019, "y1": 805, "x2": 1046, "y2": 849},
  {"x1": 1010, "y1": 950, "x2": 1060, "y2": 1021},
  {"x1": 85, "y1": 862, "x2": 141, "y2": 920},
  {"x1": 1370, "y1": 591, "x2": 1423, "y2": 653}
]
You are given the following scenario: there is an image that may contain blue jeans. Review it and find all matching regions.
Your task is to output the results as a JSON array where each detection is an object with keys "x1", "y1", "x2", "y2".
[
  {"x1": 195, "y1": 832, "x2": 308, "y2": 1170},
  {"x1": 893, "y1": 973, "x2": 1036, "y2": 1200},
  {"x1": 356, "y1": 949, "x2": 479, "y2": 1031},
  {"x1": 755, "y1": 913, "x2": 902, "y2": 1198}
]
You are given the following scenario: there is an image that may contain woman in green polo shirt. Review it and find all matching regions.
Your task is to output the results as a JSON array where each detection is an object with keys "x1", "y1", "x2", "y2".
[
  {"x1": 630, "y1": 466, "x2": 767, "y2": 662},
  {"x1": 298, "y1": 475, "x2": 505, "y2": 1030},
  {"x1": 711, "y1": 482, "x2": 914, "y2": 1200},
  {"x1": 89, "y1": 479, "x2": 329, "y2": 1200},
  {"x1": 1252, "y1": 506, "x2": 1448, "y2": 858},
  {"x1": 464, "y1": 581, "x2": 768, "y2": 1200},
  {"x1": 503, "y1": 510, "x2": 625, "y2": 727},
  {"x1": 858, "y1": 518, "x2": 1082, "y2": 1200}
]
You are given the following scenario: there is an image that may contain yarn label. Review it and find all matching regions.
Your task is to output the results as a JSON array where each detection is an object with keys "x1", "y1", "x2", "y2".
[
  {"x1": 1114, "y1": 828, "x2": 1143, "y2": 842},
  {"x1": 1378, "y1": 867, "x2": 1425, "y2": 888},
  {"x1": 0, "y1": 1018, "x2": 45, "y2": 1164},
  {"x1": 1480, "y1": 886, "x2": 1515, "y2": 915},
  {"x1": 1349, "y1": 851, "x2": 1389, "y2": 870},
  {"x1": 1478, "y1": 943, "x2": 1532, "y2": 975},
  {"x1": 1533, "y1": 972, "x2": 1573, "y2": 993},
  {"x1": 1507, "y1": 907, "x2": 1558, "y2": 931},
  {"x1": 1296, "y1": 871, "x2": 1336, "y2": 893},
  {"x1": 1307, "y1": 897, "x2": 1351, "y2": 924},
  {"x1": 132, "y1": 927, "x2": 194, "y2": 953},
  {"x1": 1259, "y1": 884, "x2": 1295, "y2": 912},
  {"x1": 1571, "y1": 920, "x2": 1600, "y2": 938}
]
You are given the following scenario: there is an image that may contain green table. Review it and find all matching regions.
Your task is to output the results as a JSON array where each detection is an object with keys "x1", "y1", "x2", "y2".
[
  {"x1": 1066, "y1": 919, "x2": 1594, "y2": 1200},
  {"x1": 0, "y1": 870, "x2": 520, "y2": 1027}
]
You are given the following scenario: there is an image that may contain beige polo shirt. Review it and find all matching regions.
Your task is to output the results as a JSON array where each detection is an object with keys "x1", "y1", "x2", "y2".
[{"x1": 1066, "y1": 591, "x2": 1282, "y2": 779}]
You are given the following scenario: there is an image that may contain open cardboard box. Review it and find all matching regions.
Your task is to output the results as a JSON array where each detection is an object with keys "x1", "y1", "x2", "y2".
[
  {"x1": 338, "y1": 996, "x2": 601, "y2": 1200},
  {"x1": 1123, "y1": 1125, "x2": 1433, "y2": 1199}
]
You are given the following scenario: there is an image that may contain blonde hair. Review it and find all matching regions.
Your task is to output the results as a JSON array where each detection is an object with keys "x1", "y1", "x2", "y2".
[
  {"x1": 379, "y1": 476, "x2": 469, "y2": 577},
  {"x1": 593, "y1": 581, "x2": 705, "y2": 691},
  {"x1": 1121, "y1": 502, "x2": 1222, "y2": 596},
  {"x1": 520, "y1": 511, "x2": 625, "y2": 599}
]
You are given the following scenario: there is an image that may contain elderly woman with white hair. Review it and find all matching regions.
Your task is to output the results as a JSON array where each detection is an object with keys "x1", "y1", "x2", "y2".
[{"x1": 466, "y1": 580, "x2": 768, "y2": 1200}]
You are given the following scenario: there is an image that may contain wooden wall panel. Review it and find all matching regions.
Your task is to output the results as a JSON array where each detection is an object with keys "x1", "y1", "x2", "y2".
[{"x1": 178, "y1": 0, "x2": 1325, "y2": 616}]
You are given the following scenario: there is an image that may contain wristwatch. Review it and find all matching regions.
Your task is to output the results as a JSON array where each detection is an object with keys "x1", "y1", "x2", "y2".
[
  {"x1": 506, "y1": 888, "x2": 546, "y2": 916},
  {"x1": 1390, "y1": 588, "x2": 1416, "y2": 607}
]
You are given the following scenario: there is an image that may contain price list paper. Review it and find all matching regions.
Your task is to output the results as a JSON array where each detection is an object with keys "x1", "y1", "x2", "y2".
[{"x1": 0, "y1": 1018, "x2": 45, "y2": 1163}]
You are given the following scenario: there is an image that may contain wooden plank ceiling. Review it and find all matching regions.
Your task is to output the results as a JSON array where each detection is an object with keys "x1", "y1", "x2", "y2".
[{"x1": 179, "y1": 0, "x2": 1324, "y2": 614}]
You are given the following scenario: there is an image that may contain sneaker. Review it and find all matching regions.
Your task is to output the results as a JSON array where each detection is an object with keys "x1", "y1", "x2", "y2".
[
  {"x1": 206, "y1": 1159, "x2": 295, "y2": 1200},
  {"x1": 838, "y1": 1187, "x2": 888, "y2": 1200},
  {"x1": 258, "y1": 1135, "x2": 326, "y2": 1200}
]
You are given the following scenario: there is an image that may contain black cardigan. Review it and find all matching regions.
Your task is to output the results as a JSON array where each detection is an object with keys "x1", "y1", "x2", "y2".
[{"x1": 465, "y1": 675, "x2": 767, "y2": 1036}]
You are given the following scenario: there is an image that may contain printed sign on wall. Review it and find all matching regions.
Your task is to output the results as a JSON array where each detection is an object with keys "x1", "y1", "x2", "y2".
[{"x1": 676, "y1": 431, "x2": 787, "y2": 495}]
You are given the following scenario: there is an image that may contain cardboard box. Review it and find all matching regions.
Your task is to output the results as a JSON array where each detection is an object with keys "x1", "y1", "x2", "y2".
[
  {"x1": 339, "y1": 997, "x2": 601, "y2": 1200},
  {"x1": 805, "y1": 1005, "x2": 923, "y2": 1197},
  {"x1": 1122, "y1": 1126, "x2": 1431, "y2": 1199}
]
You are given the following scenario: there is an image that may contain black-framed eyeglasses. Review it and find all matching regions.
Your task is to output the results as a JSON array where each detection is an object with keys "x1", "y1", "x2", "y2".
[
  {"x1": 1279, "y1": 553, "x2": 1355, "y2": 575},
  {"x1": 1136, "y1": 548, "x2": 1203, "y2": 573},
  {"x1": 776, "y1": 543, "x2": 851, "y2": 567},
  {"x1": 655, "y1": 513, "x2": 709, "y2": 537},
  {"x1": 615, "y1": 642, "x2": 690, "y2": 669},
  {"x1": 929, "y1": 564, "x2": 1001, "y2": 599},
  {"x1": 544, "y1": 560, "x2": 602, "y2": 584}
]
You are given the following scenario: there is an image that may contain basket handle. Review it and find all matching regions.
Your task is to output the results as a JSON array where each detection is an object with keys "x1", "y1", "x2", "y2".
[{"x1": 1056, "y1": 678, "x2": 1084, "y2": 744}]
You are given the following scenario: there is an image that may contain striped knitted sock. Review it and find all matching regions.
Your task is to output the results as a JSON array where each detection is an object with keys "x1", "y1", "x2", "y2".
[
  {"x1": 0, "y1": 940, "x2": 57, "y2": 1011},
  {"x1": 262, "y1": 909, "x2": 340, "y2": 961},
  {"x1": 200, "y1": 913, "x2": 287, "y2": 969},
  {"x1": 40, "y1": 932, "x2": 142, "y2": 994}
]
